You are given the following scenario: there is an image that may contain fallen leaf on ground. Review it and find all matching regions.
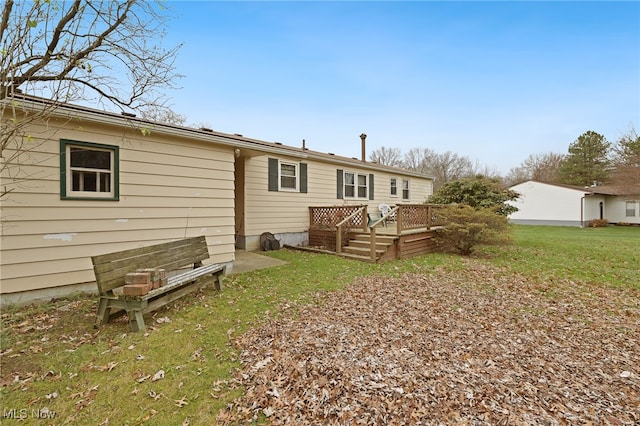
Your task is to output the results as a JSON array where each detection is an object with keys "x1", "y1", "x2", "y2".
[
  {"x1": 175, "y1": 396, "x2": 188, "y2": 407},
  {"x1": 221, "y1": 262, "x2": 640, "y2": 425},
  {"x1": 151, "y1": 370, "x2": 165, "y2": 382}
]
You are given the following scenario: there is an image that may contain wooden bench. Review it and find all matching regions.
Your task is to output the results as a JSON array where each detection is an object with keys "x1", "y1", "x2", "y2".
[{"x1": 91, "y1": 236, "x2": 226, "y2": 332}]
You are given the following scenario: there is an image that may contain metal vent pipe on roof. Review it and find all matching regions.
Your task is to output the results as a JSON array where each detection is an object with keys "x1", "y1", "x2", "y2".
[{"x1": 360, "y1": 133, "x2": 367, "y2": 162}]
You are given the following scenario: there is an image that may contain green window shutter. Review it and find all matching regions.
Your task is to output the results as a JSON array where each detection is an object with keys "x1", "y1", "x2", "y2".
[
  {"x1": 300, "y1": 163, "x2": 308, "y2": 193},
  {"x1": 336, "y1": 169, "x2": 343, "y2": 199},
  {"x1": 369, "y1": 174, "x2": 374, "y2": 200},
  {"x1": 268, "y1": 158, "x2": 278, "y2": 192},
  {"x1": 60, "y1": 140, "x2": 67, "y2": 198}
]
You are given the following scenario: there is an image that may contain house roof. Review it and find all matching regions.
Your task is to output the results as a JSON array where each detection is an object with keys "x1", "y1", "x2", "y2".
[
  {"x1": 511, "y1": 180, "x2": 640, "y2": 197},
  {"x1": 5, "y1": 94, "x2": 434, "y2": 181},
  {"x1": 588, "y1": 183, "x2": 640, "y2": 197}
]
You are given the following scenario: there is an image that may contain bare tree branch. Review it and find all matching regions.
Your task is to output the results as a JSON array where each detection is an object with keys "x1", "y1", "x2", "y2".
[
  {"x1": 369, "y1": 146, "x2": 403, "y2": 167},
  {"x1": 0, "y1": 2, "x2": 14, "y2": 61},
  {"x1": 1, "y1": 0, "x2": 182, "y2": 200}
]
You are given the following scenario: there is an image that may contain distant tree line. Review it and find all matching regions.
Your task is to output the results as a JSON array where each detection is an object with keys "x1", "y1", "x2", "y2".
[
  {"x1": 369, "y1": 128, "x2": 640, "y2": 190},
  {"x1": 369, "y1": 147, "x2": 501, "y2": 191}
]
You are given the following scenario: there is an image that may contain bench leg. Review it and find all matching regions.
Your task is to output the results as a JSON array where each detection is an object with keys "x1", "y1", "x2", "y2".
[
  {"x1": 94, "y1": 297, "x2": 111, "y2": 328},
  {"x1": 128, "y1": 310, "x2": 146, "y2": 332},
  {"x1": 213, "y1": 272, "x2": 223, "y2": 291}
]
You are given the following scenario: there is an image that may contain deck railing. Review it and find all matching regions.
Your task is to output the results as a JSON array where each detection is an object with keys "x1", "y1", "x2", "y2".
[
  {"x1": 396, "y1": 204, "x2": 445, "y2": 232},
  {"x1": 308, "y1": 205, "x2": 368, "y2": 251},
  {"x1": 309, "y1": 204, "x2": 368, "y2": 229},
  {"x1": 367, "y1": 204, "x2": 444, "y2": 261},
  {"x1": 309, "y1": 204, "x2": 445, "y2": 260},
  {"x1": 335, "y1": 206, "x2": 368, "y2": 253}
]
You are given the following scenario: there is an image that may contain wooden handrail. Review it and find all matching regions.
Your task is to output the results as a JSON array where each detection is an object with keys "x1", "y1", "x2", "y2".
[
  {"x1": 336, "y1": 206, "x2": 367, "y2": 254},
  {"x1": 336, "y1": 205, "x2": 367, "y2": 228},
  {"x1": 368, "y1": 205, "x2": 399, "y2": 231},
  {"x1": 367, "y1": 205, "x2": 399, "y2": 261}
]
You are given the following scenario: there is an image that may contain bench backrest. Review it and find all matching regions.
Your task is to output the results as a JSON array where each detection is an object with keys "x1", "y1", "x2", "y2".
[{"x1": 92, "y1": 236, "x2": 210, "y2": 295}]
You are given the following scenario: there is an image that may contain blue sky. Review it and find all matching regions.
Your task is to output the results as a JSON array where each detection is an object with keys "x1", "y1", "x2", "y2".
[{"x1": 163, "y1": 1, "x2": 640, "y2": 174}]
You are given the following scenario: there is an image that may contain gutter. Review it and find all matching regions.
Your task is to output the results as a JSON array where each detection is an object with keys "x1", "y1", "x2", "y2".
[
  {"x1": 7, "y1": 96, "x2": 309, "y2": 159},
  {"x1": 6, "y1": 95, "x2": 434, "y2": 180}
]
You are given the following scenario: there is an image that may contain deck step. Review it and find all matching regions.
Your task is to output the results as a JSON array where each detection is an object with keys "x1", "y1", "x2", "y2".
[
  {"x1": 335, "y1": 252, "x2": 376, "y2": 263},
  {"x1": 347, "y1": 240, "x2": 391, "y2": 250},
  {"x1": 341, "y1": 232, "x2": 396, "y2": 261},
  {"x1": 350, "y1": 233, "x2": 395, "y2": 244},
  {"x1": 342, "y1": 246, "x2": 386, "y2": 256}
]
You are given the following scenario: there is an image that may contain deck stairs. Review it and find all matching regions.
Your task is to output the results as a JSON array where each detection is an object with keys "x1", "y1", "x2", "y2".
[{"x1": 338, "y1": 232, "x2": 395, "y2": 262}]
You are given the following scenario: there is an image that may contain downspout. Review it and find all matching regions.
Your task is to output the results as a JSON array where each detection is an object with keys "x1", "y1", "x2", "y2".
[{"x1": 581, "y1": 191, "x2": 594, "y2": 227}]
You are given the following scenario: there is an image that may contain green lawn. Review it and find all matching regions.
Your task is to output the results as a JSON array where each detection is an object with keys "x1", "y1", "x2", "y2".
[
  {"x1": 1, "y1": 225, "x2": 638, "y2": 424},
  {"x1": 485, "y1": 225, "x2": 640, "y2": 289}
]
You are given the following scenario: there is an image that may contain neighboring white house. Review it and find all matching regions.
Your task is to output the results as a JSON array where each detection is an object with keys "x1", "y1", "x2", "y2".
[{"x1": 508, "y1": 180, "x2": 640, "y2": 227}]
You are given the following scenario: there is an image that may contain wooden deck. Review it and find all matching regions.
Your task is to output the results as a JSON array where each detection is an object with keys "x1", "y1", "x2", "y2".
[{"x1": 306, "y1": 204, "x2": 443, "y2": 262}]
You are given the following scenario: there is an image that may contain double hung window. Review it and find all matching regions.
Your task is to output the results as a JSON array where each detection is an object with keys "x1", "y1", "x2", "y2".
[
  {"x1": 267, "y1": 158, "x2": 307, "y2": 193},
  {"x1": 336, "y1": 169, "x2": 374, "y2": 200},
  {"x1": 60, "y1": 140, "x2": 119, "y2": 200},
  {"x1": 279, "y1": 162, "x2": 298, "y2": 191},
  {"x1": 343, "y1": 172, "x2": 369, "y2": 199},
  {"x1": 402, "y1": 179, "x2": 410, "y2": 200}
]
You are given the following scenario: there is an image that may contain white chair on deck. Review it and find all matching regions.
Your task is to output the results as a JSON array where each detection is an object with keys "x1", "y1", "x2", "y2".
[{"x1": 378, "y1": 203, "x2": 394, "y2": 225}]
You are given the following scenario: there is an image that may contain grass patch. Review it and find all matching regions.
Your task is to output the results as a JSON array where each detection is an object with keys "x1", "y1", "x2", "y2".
[
  {"x1": 1, "y1": 225, "x2": 638, "y2": 423},
  {"x1": 0, "y1": 250, "x2": 460, "y2": 424},
  {"x1": 479, "y1": 225, "x2": 640, "y2": 289}
]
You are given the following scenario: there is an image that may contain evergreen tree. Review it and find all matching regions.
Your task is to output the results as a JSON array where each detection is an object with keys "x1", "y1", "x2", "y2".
[{"x1": 557, "y1": 131, "x2": 611, "y2": 186}]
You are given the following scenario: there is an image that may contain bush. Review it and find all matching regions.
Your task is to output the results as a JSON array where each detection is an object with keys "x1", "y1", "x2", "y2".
[
  {"x1": 587, "y1": 218, "x2": 609, "y2": 227},
  {"x1": 428, "y1": 176, "x2": 520, "y2": 216},
  {"x1": 434, "y1": 205, "x2": 512, "y2": 255}
]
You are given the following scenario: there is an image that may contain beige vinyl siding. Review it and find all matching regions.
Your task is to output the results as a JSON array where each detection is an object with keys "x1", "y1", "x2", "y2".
[
  {"x1": 243, "y1": 156, "x2": 433, "y2": 239},
  {"x1": 244, "y1": 156, "x2": 311, "y2": 236},
  {"x1": 244, "y1": 156, "x2": 340, "y2": 236},
  {"x1": 373, "y1": 173, "x2": 431, "y2": 207},
  {"x1": 1, "y1": 117, "x2": 235, "y2": 294}
]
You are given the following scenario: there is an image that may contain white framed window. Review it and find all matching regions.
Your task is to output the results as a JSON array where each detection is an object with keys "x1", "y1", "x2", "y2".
[
  {"x1": 390, "y1": 177, "x2": 398, "y2": 197},
  {"x1": 268, "y1": 158, "x2": 307, "y2": 193},
  {"x1": 402, "y1": 179, "x2": 410, "y2": 200},
  {"x1": 625, "y1": 201, "x2": 637, "y2": 217},
  {"x1": 60, "y1": 139, "x2": 119, "y2": 200},
  {"x1": 343, "y1": 171, "x2": 368, "y2": 199},
  {"x1": 279, "y1": 161, "x2": 298, "y2": 191},
  {"x1": 344, "y1": 172, "x2": 356, "y2": 197},
  {"x1": 357, "y1": 174, "x2": 368, "y2": 198},
  {"x1": 337, "y1": 169, "x2": 373, "y2": 200}
]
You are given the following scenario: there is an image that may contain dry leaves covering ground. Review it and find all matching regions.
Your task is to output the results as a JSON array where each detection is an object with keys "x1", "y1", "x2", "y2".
[{"x1": 220, "y1": 261, "x2": 639, "y2": 425}]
